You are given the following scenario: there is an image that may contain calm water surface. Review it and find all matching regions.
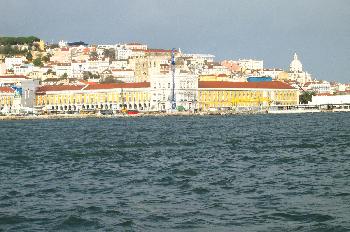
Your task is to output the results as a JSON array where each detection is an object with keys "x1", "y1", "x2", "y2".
[{"x1": 0, "y1": 113, "x2": 350, "y2": 231}]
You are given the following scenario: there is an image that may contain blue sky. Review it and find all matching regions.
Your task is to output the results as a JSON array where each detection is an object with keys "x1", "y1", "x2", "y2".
[{"x1": 1, "y1": 0, "x2": 349, "y2": 82}]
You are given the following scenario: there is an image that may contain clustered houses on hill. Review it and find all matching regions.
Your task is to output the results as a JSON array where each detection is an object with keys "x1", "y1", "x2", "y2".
[{"x1": 0, "y1": 38, "x2": 348, "y2": 115}]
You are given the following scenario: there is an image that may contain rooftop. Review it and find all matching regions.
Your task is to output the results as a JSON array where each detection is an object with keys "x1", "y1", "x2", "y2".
[
  {"x1": 0, "y1": 87, "x2": 15, "y2": 93},
  {"x1": 198, "y1": 81, "x2": 295, "y2": 89}
]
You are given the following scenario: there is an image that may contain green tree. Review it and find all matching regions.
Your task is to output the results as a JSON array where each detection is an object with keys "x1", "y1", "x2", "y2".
[
  {"x1": 103, "y1": 49, "x2": 115, "y2": 61},
  {"x1": 33, "y1": 57, "x2": 43, "y2": 67},
  {"x1": 100, "y1": 76, "x2": 124, "y2": 83},
  {"x1": 26, "y1": 52, "x2": 33, "y2": 62},
  {"x1": 299, "y1": 91, "x2": 316, "y2": 104},
  {"x1": 89, "y1": 51, "x2": 98, "y2": 59},
  {"x1": 62, "y1": 73, "x2": 68, "y2": 79},
  {"x1": 42, "y1": 55, "x2": 50, "y2": 62}
]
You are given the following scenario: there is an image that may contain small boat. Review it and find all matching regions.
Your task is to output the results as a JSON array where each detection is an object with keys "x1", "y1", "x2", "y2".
[{"x1": 127, "y1": 110, "x2": 139, "y2": 115}]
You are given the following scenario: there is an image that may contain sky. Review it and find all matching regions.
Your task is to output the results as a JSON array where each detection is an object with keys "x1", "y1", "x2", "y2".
[{"x1": 1, "y1": 0, "x2": 349, "y2": 82}]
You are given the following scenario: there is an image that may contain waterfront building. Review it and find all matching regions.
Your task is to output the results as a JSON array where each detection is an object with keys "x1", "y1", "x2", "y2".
[
  {"x1": 0, "y1": 87, "x2": 15, "y2": 114},
  {"x1": 197, "y1": 81, "x2": 298, "y2": 111},
  {"x1": 150, "y1": 72, "x2": 198, "y2": 111},
  {"x1": 309, "y1": 94, "x2": 350, "y2": 106},
  {"x1": 35, "y1": 82, "x2": 151, "y2": 113}
]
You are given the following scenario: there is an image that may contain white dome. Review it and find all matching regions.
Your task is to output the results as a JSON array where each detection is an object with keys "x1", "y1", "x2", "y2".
[{"x1": 290, "y1": 53, "x2": 303, "y2": 72}]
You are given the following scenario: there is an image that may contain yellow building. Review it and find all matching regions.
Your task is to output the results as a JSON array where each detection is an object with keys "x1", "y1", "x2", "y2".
[
  {"x1": 198, "y1": 81, "x2": 299, "y2": 111},
  {"x1": 199, "y1": 74, "x2": 231, "y2": 82},
  {"x1": 35, "y1": 82, "x2": 151, "y2": 113},
  {"x1": 0, "y1": 87, "x2": 15, "y2": 113}
]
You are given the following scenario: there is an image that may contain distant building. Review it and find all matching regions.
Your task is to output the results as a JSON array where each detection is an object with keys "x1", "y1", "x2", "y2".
[
  {"x1": 303, "y1": 81, "x2": 331, "y2": 94},
  {"x1": 237, "y1": 59, "x2": 263, "y2": 71},
  {"x1": 288, "y1": 53, "x2": 312, "y2": 84},
  {"x1": 5, "y1": 57, "x2": 25, "y2": 70}
]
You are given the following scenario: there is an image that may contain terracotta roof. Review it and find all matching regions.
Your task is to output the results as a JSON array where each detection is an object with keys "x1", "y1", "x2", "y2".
[
  {"x1": 0, "y1": 87, "x2": 15, "y2": 93},
  {"x1": 84, "y1": 82, "x2": 150, "y2": 90},
  {"x1": 198, "y1": 81, "x2": 296, "y2": 89},
  {"x1": 36, "y1": 85, "x2": 84, "y2": 94}
]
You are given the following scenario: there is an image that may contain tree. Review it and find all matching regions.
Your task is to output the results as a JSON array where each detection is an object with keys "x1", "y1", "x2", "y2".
[
  {"x1": 26, "y1": 52, "x2": 33, "y2": 62},
  {"x1": 100, "y1": 75, "x2": 124, "y2": 83},
  {"x1": 89, "y1": 51, "x2": 98, "y2": 59},
  {"x1": 42, "y1": 55, "x2": 50, "y2": 62},
  {"x1": 299, "y1": 91, "x2": 316, "y2": 104},
  {"x1": 33, "y1": 57, "x2": 43, "y2": 67},
  {"x1": 62, "y1": 73, "x2": 68, "y2": 79},
  {"x1": 103, "y1": 48, "x2": 116, "y2": 61}
]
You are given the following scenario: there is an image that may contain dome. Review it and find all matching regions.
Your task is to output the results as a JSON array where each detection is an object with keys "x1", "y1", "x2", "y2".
[{"x1": 290, "y1": 53, "x2": 303, "y2": 72}]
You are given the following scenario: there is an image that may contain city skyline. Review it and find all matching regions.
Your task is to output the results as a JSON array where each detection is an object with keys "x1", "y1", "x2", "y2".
[{"x1": 1, "y1": 0, "x2": 349, "y2": 82}]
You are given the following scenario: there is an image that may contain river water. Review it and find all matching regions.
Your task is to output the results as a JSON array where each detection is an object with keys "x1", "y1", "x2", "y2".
[{"x1": 0, "y1": 113, "x2": 349, "y2": 231}]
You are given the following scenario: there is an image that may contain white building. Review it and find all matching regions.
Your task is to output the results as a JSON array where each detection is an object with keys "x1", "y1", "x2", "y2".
[
  {"x1": 304, "y1": 81, "x2": 331, "y2": 94},
  {"x1": 125, "y1": 43, "x2": 147, "y2": 50},
  {"x1": 71, "y1": 61, "x2": 89, "y2": 78},
  {"x1": 150, "y1": 72, "x2": 198, "y2": 111},
  {"x1": 237, "y1": 59, "x2": 263, "y2": 71},
  {"x1": 115, "y1": 47, "x2": 132, "y2": 60},
  {"x1": 13, "y1": 64, "x2": 34, "y2": 76},
  {"x1": 111, "y1": 69, "x2": 135, "y2": 82},
  {"x1": 309, "y1": 95, "x2": 350, "y2": 105},
  {"x1": 288, "y1": 53, "x2": 312, "y2": 84},
  {"x1": 5, "y1": 57, "x2": 26, "y2": 70},
  {"x1": 110, "y1": 60, "x2": 129, "y2": 70},
  {"x1": 58, "y1": 40, "x2": 68, "y2": 48},
  {"x1": 261, "y1": 68, "x2": 284, "y2": 79},
  {"x1": 182, "y1": 53, "x2": 215, "y2": 62},
  {"x1": 53, "y1": 63, "x2": 72, "y2": 77}
]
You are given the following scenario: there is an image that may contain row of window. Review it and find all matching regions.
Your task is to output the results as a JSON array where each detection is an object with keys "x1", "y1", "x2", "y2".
[{"x1": 37, "y1": 92, "x2": 150, "y2": 105}]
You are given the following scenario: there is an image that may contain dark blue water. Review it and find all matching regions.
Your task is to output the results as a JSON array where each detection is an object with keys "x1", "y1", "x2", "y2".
[{"x1": 0, "y1": 113, "x2": 350, "y2": 231}]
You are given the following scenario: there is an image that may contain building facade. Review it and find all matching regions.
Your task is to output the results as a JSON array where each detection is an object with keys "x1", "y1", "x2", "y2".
[
  {"x1": 150, "y1": 73, "x2": 198, "y2": 111},
  {"x1": 0, "y1": 87, "x2": 15, "y2": 114},
  {"x1": 197, "y1": 81, "x2": 299, "y2": 111},
  {"x1": 35, "y1": 82, "x2": 151, "y2": 113}
]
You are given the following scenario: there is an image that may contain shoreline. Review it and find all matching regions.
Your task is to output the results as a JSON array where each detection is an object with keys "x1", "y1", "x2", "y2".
[{"x1": 0, "y1": 110, "x2": 340, "y2": 121}]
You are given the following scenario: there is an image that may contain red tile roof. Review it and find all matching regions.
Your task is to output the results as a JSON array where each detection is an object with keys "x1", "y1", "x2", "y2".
[
  {"x1": 0, "y1": 87, "x2": 15, "y2": 93},
  {"x1": 36, "y1": 85, "x2": 84, "y2": 94},
  {"x1": 84, "y1": 82, "x2": 150, "y2": 90},
  {"x1": 198, "y1": 81, "x2": 296, "y2": 89},
  {"x1": 36, "y1": 82, "x2": 151, "y2": 94}
]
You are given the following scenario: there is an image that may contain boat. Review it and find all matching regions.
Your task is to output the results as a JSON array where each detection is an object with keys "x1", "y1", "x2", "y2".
[{"x1": 127, "y1": 110, "x2": 139, "y2": 115}]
